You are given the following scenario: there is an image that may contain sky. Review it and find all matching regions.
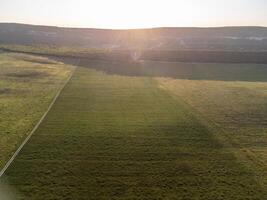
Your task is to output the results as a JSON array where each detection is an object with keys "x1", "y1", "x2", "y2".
[{"x1": 0, "y1": 0, "x2": 266, "y2": 29}]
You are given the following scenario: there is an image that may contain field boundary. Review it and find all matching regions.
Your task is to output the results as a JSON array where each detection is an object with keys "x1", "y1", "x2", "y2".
[{"x1": 0, "y1": 59, "x2": 79, "y2": 178}]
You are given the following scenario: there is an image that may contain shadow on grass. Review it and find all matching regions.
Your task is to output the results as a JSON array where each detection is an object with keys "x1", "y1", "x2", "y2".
[{"x1": 55, "y1": 57, "x2": 267, "y2": 82}]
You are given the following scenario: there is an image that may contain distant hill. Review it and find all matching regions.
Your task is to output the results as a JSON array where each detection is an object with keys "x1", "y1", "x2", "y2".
[{"x1": 1, "y1": 23, "x2": 267, "y2": 51}]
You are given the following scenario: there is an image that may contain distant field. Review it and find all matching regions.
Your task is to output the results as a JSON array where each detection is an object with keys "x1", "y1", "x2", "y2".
[
  {"x1": 2, "y1": 45, "x2": 267, "y2": 64},
  {"x1": 1, "y1": 62, "x2": 267, "y2": 199},
  {"x1": 0, "y1": 53, "x2": 73, "y2": 170},
  {"x1": 76, "y1": 59, "x2": 267, "y2": 82}
]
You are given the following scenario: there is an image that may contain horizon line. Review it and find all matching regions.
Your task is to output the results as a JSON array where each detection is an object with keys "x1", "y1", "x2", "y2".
[{"x1": 1, "y1": 21, "x2": 267, "y2": 31}]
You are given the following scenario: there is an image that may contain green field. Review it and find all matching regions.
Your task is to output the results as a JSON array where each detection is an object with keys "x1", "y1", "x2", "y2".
[
  {"x1": 0, "y1": 53, "x2": 73, "y2": 170},
  {"x1": 1, "y1": 58, "x2": 267, "y2": 199},
  {"x1": 158, "y1": 78, "x2": 267, "y2": 190},
  {"x1": 76, "y1": 59, "x2": 267, "y2": 82},
  {"x1": 2, "y1": 44, "x2": 267, "y2": 65}
]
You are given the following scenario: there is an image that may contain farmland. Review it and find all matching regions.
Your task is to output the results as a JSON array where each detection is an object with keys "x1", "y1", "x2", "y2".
[
  {"x1": 0, "y1": 53, "x2": 73, "y2": 170},
  {"x1": 1, "y1": 58, "x2": 267, "y2": 199},
  {"x1": 2, "y1": 45, "x2": 267, "y2": 64},
  {"x1": 157, "y1": 78, "x2": 267, "y2": 191}
]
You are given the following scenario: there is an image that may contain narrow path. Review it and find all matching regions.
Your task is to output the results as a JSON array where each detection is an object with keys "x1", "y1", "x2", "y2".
[{"x1": 0, "y1": 59, "x2": 79, "y2": 178}]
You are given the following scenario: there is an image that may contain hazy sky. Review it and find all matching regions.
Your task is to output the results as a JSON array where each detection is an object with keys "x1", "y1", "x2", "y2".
[{"x1": 0, "y1": 0, "x2": 266, "y2": 29}]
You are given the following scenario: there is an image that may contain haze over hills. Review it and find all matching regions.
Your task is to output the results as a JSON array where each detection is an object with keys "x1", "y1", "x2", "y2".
[{"x1": 1, "y1": 23, "x2": 267, "y2": 51}]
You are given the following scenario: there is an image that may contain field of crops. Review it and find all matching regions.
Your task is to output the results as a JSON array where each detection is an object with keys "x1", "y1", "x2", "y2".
[
  {"x1": 157, "y1": 78, "x2": 267, "y2": 191},
  {"x1": 1, "y1": 59, "x2": 267, "y2": 199},
  {"x1": 2, "y1": 45, "x2": 267, "y2": 64},
  {"x1": 75, "y1": 59, "x2": 267, "y2": 82},
  {"x1": 0, "y1": 53, "x2": 73, "y2": 171}
]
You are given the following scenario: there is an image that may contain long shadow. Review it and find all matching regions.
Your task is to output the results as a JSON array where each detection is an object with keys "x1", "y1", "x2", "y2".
[{"x1": 53, "y1": 57, "x2": 267, "y2": 82}]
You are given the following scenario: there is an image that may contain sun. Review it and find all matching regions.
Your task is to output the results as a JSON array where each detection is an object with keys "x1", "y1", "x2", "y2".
[{"x1": 73, "y1": 0, "x2": 200, "y2": 29}]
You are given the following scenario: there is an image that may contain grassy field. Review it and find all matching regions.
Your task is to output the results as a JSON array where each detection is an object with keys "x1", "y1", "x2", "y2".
[
  {"x1": 157, "y1": 78, "x2": 267, "y2": 191},
  {"x1": 2, "y1": 45, "x2": 267, "y2": 64},
  {"x1": 0, "y1": 53, "x2": 73, "y2": 170},
  {"x1": 1, "y1": 62, "x2": 267, "y2": 199},
  {"x1": 76, "y1": 59, "x2": 267, "y2": 82}
]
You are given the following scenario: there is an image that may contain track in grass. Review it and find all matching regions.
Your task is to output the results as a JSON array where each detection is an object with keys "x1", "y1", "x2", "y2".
[
  {"x1": 1, "y1": 65, "x2": 266, "y2": 199},
  {"x1": 0, "y1": 53, "x2": 73, "y2": 170}
]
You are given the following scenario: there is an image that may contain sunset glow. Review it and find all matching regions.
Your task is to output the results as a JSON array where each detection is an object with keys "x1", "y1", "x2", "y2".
[{"x1": 1, "y1": 0, "x2": 267, "y2": 29}]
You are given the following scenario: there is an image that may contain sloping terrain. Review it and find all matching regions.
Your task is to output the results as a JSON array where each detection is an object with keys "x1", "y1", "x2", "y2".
[
  {"x1": 1, "y1": 63, "x2": 267, "y2": 199},
  {"x1": 1, "y1": 23, "x2": 267, "y2": 50},
  {"x1": 0, "y1": 53, "x2": 73, "y2": 170},
  {"x1": 157, "y1": 78, "x2": 267, "y2": 191}
]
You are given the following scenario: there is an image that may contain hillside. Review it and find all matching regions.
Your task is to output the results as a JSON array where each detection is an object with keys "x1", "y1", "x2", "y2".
[{"x1": 1, "y1": 23, "x2": 267, "y2": 50}]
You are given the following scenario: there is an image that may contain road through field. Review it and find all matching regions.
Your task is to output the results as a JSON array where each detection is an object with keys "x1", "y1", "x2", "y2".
[{"x1": 1, "y1": 63, "x2": 267, "y2": 199}]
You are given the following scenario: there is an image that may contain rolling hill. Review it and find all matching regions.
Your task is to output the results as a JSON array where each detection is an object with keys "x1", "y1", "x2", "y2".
[{"x1": 1, "y1": 23, "x2": 267, "y2": 51}]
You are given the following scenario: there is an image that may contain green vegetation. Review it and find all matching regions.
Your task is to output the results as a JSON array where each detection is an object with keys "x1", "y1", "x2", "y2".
[
  {"x1": 77, "y1": 59, "x2": 267, "y2": 82},
  {"x1": 0, "y1": 53, "x2": 73, "y2": 170},
  {"x1": 2, "y1": 65, "x2": 267, "y2": 199},
  {"x1": 157, "y1": 78, "x2": 267, "y2": 191},
  {"x1": 0, "y1": 45, "x2": 107, "y2": 56},
  {"x1": 0, "y1": 45, "x2": 130, "y2": 61},
  {"x1": 2, "y1": 44, "x2": 267, "y2": 64}
]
